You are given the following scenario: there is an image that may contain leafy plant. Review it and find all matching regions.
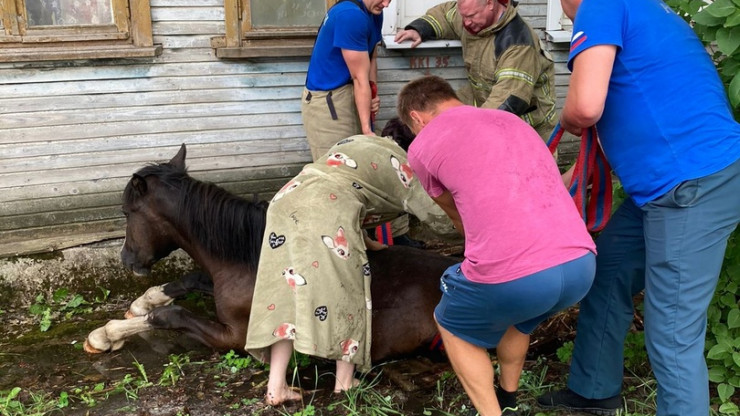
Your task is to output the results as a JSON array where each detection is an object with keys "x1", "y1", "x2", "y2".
[
  {"x1": 217, "y1": 349, "x2": 261, "y2": 374},
  {"x1": 27, "y1": 287, "x2": 110, "y2": 332},
  {"x1": 556, "y1": 341, "x2": 573, "y2": 364},
  {"x1": 159, "y1": 353, "x2": 190, "y2": 386}
]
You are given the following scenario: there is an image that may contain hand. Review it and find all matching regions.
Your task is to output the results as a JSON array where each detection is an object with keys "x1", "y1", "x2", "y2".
[
  {"x1": 394, "y1": 29, "x2": 422, "y2": 48},
  {"x1": 371, "y1": 95, "x2": 380, "y2": 115},
  {"x1": 363, "y1": 229, "x2": 387, "y2": 251}
]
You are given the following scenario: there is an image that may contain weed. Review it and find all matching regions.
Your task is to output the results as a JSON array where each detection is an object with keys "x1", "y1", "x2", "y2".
[
  {"x1": 27, "y1": 287, "x2": 110, "y2": 332},
  {"x1": 217, "y1": 349, "x2": 262, "y2": 374},
  {"x1": 555, "y1": 341, "x2": 573, "y2": 363},
  {"x1": 159, "y1": 353, "x2": 190, "y2": 386}
]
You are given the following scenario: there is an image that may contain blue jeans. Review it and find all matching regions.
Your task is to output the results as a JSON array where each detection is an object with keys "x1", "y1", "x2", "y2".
[{"x1": 567, "y1": 157, "x2": 740, "y2": 416}]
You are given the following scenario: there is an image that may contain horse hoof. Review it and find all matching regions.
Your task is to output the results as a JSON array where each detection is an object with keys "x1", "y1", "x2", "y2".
[{"x1": 83, "y1": 339, "x2": 107, "y2": 354}]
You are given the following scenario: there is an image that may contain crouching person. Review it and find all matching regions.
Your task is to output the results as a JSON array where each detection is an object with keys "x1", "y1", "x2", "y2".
[{"x1": 398, "y1": 75, "x2": 596, "y2": 416}]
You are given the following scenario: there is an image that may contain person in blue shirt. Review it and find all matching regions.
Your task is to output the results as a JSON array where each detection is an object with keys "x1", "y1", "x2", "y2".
[
  {"x1": 302, "y1": 0, "x2": 389, "y2": 161},
  {"x1": 536, "y1": 0, "x2": 740, "y2": 415}
]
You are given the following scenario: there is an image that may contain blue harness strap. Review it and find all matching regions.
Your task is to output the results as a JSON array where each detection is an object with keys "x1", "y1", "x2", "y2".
[{"x1": 547, "y1": 123, "x2": 613, "y2": 232}]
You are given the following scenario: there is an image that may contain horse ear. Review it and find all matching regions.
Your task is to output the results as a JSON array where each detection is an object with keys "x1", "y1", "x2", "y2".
[
  {"x1": 131, "y1": 174, "x2": 147, "y2": 195},
  {"x1": 170, "y1": 144, "x2": 187, "y2": 169}
]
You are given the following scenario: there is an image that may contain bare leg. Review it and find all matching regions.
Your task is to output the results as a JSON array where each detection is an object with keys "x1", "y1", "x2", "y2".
[
  {"x1": 265, "y1": 340, "x2": 302, "y2": 406},
  {"x1": 496, "y1": 326, "x2": 529, "y2": 393},
  {"x1": 436, "y1": 319, "x2": 502, "y2": 416},
  {"x1": 334, "y1": 360, "x2": 359, "y2": 393}
]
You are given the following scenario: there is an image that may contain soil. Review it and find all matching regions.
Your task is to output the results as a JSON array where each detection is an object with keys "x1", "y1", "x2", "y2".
[
  {"x1": 0, "y1": 289, "x2": 582, "y2": 416},
  {"x1": 3, "y1": 240, "x2": 724, "y2": 416}
]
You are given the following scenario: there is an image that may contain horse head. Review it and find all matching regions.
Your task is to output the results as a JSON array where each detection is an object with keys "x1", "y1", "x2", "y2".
[
  {"x1": 120, "y1": 144, "x2": 187, "y2": 275},
  {"x1": 121, "y1": 144, "x2": 268, "y2": 276}
]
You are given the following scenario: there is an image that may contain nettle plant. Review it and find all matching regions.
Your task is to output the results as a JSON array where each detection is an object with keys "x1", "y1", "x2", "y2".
[{"x1": 663, "y1": 0, "x2": 740, "y2": 413}]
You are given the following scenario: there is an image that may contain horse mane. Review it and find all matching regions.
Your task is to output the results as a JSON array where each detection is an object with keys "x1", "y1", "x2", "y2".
[{"x1": 125, "y1": 162, "x2": 268, "y2": 269}]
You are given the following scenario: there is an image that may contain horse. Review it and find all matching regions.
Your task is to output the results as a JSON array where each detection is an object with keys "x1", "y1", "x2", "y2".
[{"x1": 84, "y1": 144, "x2": 459, "y2": 363}]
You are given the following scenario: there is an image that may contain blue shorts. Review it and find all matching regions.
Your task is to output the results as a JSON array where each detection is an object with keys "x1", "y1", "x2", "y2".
[{"x1": 434, "y1": 252, "x2": 596, "y2": 348}]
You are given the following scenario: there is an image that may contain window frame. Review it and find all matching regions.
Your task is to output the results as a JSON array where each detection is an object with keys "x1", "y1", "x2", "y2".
[
  {"x1": 213, "y1": 0, "x2": 463, "y2": 58},
  {"x1": 0, "y1": 0, "x2": 160, "y2": 62},
  {"x1": 213, "y1": 0, "x2": 335, "y2": 59},
  {"x1": 545, "y1": 0, "x2": 572, "y2": 43}
]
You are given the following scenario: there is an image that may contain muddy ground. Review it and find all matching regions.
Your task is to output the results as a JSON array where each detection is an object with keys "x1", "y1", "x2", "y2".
[
  {"x1": 1, "y1": 289, "x2": 582, "y2": 416},
  {"x1": 3, "y1": 239, "x2": 731, "y2": 416}
]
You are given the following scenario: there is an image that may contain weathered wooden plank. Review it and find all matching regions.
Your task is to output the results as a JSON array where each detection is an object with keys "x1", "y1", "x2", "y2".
[
  {"x1": 0, "y1": 137, "x2": 308, "y2": 174},
  {"x1": 0, "y1": 99, "x2": 301, "y2": 129},
  {"x1": 2, "y1": 112, "x2": 304, "y2": 144},
  {"x1": 153, "y1": 21, "x2": 225, "y2": 36},
  {"x1": 0, "y1": 73, "x2": 309, "y2": 98},
  {"x1": 0, "y1": 86, "x2": 304, "y2": 114},
  {"x1": 151, "y1": 0, "x2": 222, "y2": 7},
  {"x1": 0, "y1": 60, "x2": 310, "y2": 85},
  {"x1": 0, "y1": 126, "x2": 306, "y2": 158},
  {"x1": 0, "y1": 222, "x2": 126, "y2": 258},
  {"x1": 153, "y1": 47, "x2": 216, "y2": 63},
  {"x1": 1, "y1": 206, "x2": 124, "y2": 231},
  {"x1": 0, "y1": 177, "x2": 291, "y2": 228},
  {"x1": 151, "y1": 7, "x2": 224, "y2": 21},
  {"x1": 0, "y1": 163, "x2": 305, "y2": 204},
  {"x1": 0, "y1": 138, "x2": 307, "y2": 176},
  {"x1": 0, "y1": 151, "x2": 312, "y2": 188}
]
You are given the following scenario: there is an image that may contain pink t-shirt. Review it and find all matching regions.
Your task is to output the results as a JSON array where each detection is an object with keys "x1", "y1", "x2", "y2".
[{"x1": 408, "y1": 105, "x2": 596, "y2": 284}]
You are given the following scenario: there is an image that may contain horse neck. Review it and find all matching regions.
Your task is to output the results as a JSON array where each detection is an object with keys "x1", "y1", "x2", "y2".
[{"x1": 171, "y1": 180, "x2": 265, "y2": 275}]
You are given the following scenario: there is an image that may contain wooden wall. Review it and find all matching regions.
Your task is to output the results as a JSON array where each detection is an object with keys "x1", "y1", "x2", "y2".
[{"x1": 0, "y1": 0, "x2": 571, "y2": 258}]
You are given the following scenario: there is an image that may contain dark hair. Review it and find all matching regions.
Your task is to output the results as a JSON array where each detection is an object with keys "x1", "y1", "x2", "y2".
[
  {"x1": 397, "y1": 75, "x2": 459, "y2": 127},
  {"x1": 381, "y1": 117, "x2": 415, "y2": 151}
]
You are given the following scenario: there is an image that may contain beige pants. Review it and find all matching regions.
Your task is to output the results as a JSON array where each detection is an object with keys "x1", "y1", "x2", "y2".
[{"x1": 302, "y1": 84, "x2": 362, "y2": 161}]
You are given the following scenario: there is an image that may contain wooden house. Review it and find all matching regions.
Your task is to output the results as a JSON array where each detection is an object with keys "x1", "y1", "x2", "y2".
[{"x1": 0, "y1": 0, "x2": 576, "y2": 258}]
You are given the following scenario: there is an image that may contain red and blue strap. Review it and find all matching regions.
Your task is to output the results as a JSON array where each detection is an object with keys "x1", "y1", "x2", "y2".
[{"x1": 547, "y1": 123, "x2": 613, "y2": 233}]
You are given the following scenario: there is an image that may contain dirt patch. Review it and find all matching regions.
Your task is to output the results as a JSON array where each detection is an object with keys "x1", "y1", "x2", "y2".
[{"x1": 0, "y1": 290, "x2": 584, "y2": 416}]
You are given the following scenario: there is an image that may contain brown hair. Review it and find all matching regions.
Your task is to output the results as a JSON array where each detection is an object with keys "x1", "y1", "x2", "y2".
[
  {"x1": 397, "y1": 75, "x2": 459, "y2": 128},
  {"x1": 380, "y1": 117, "x2": 415, "y2": 151}
]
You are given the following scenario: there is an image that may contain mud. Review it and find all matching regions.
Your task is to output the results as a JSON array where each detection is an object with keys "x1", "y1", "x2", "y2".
[{"x1": 0, "y1": 286, "x2": 467, "y2": 416}]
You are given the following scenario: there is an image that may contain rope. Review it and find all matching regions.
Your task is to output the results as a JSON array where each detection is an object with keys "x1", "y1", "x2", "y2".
[{"x1": 547, "y1": 123, "x2": 613, "y2": 233}]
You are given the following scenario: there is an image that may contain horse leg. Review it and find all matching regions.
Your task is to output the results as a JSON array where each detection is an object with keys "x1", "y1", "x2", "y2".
[
  {"x1": 126, "y1": 271, "x2": 213, "y2": 318},
  {"x1": 145, "y1": 304, "x2": 247, "y2": 351},
  {"x1": 84, "y1": 316, "x2": 153, "y2": 353}
]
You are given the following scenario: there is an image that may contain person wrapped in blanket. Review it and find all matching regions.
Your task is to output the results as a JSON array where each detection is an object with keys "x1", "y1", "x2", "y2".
[{"x1": 244, "y1": 132, "x2": 456, "y2": 406}]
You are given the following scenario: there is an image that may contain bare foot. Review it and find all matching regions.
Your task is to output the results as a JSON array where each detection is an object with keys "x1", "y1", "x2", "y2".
[
  {"x1": 265, "y1": 386, "x2": 302, "y2": 406},
  {"x1": 333, "y1": 378, "x2": 361, "y2": 394}
]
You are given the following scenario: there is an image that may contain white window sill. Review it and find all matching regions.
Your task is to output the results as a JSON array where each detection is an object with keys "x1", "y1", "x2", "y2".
[
  {"x1": 545, "y1": 29, "x2": 572, "y2": 44},
  {"x1": 382, "y1": 34, "x2": 462, "y2": 49}
]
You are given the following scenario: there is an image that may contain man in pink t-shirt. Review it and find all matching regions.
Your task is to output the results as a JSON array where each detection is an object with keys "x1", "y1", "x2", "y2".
[{"x1": 398, "y1": 75, "x2": 596, "y2": 416}]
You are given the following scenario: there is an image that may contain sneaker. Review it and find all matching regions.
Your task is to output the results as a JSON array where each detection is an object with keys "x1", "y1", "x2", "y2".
[{"x1": 537, "y1": 388, "x2": 621, "y2": 416}]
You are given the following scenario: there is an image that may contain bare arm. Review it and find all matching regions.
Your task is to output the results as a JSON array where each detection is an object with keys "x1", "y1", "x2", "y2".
[
  {"x1": 432, "y1": 190, "x2": 464, "y2": 238},
  {"x1": 561, "y1": 45, "x2": 616, "y2": 135},
  {"x1": 342, "y1": 48, "x2": 375, "y2": 135}
]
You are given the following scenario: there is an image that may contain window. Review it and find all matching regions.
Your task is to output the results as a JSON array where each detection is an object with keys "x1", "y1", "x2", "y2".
[
  {"x1": 213, "y1": 0, "x2": 460, "y2": 58},
  {"x1": 213, "y1": 0, "x2": 335, "y2": 59},
  {"x1": 382, "y1": 0, "x2": 461, "y2": 49},
  {"x1": 545, "y1": 0, "x2": 572, "y2": 43},
  {"x1": 0, "y1": 0, "x2": 160, "y2": 62}
]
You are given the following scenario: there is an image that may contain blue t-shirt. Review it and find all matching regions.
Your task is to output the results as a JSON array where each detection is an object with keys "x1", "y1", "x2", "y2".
[
  {"x1": 305, "y1": 1, "x2": 383, "y2": 91},
  {"x1": 569, "y1": 0, "x2": 740, "y2": 206}
]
